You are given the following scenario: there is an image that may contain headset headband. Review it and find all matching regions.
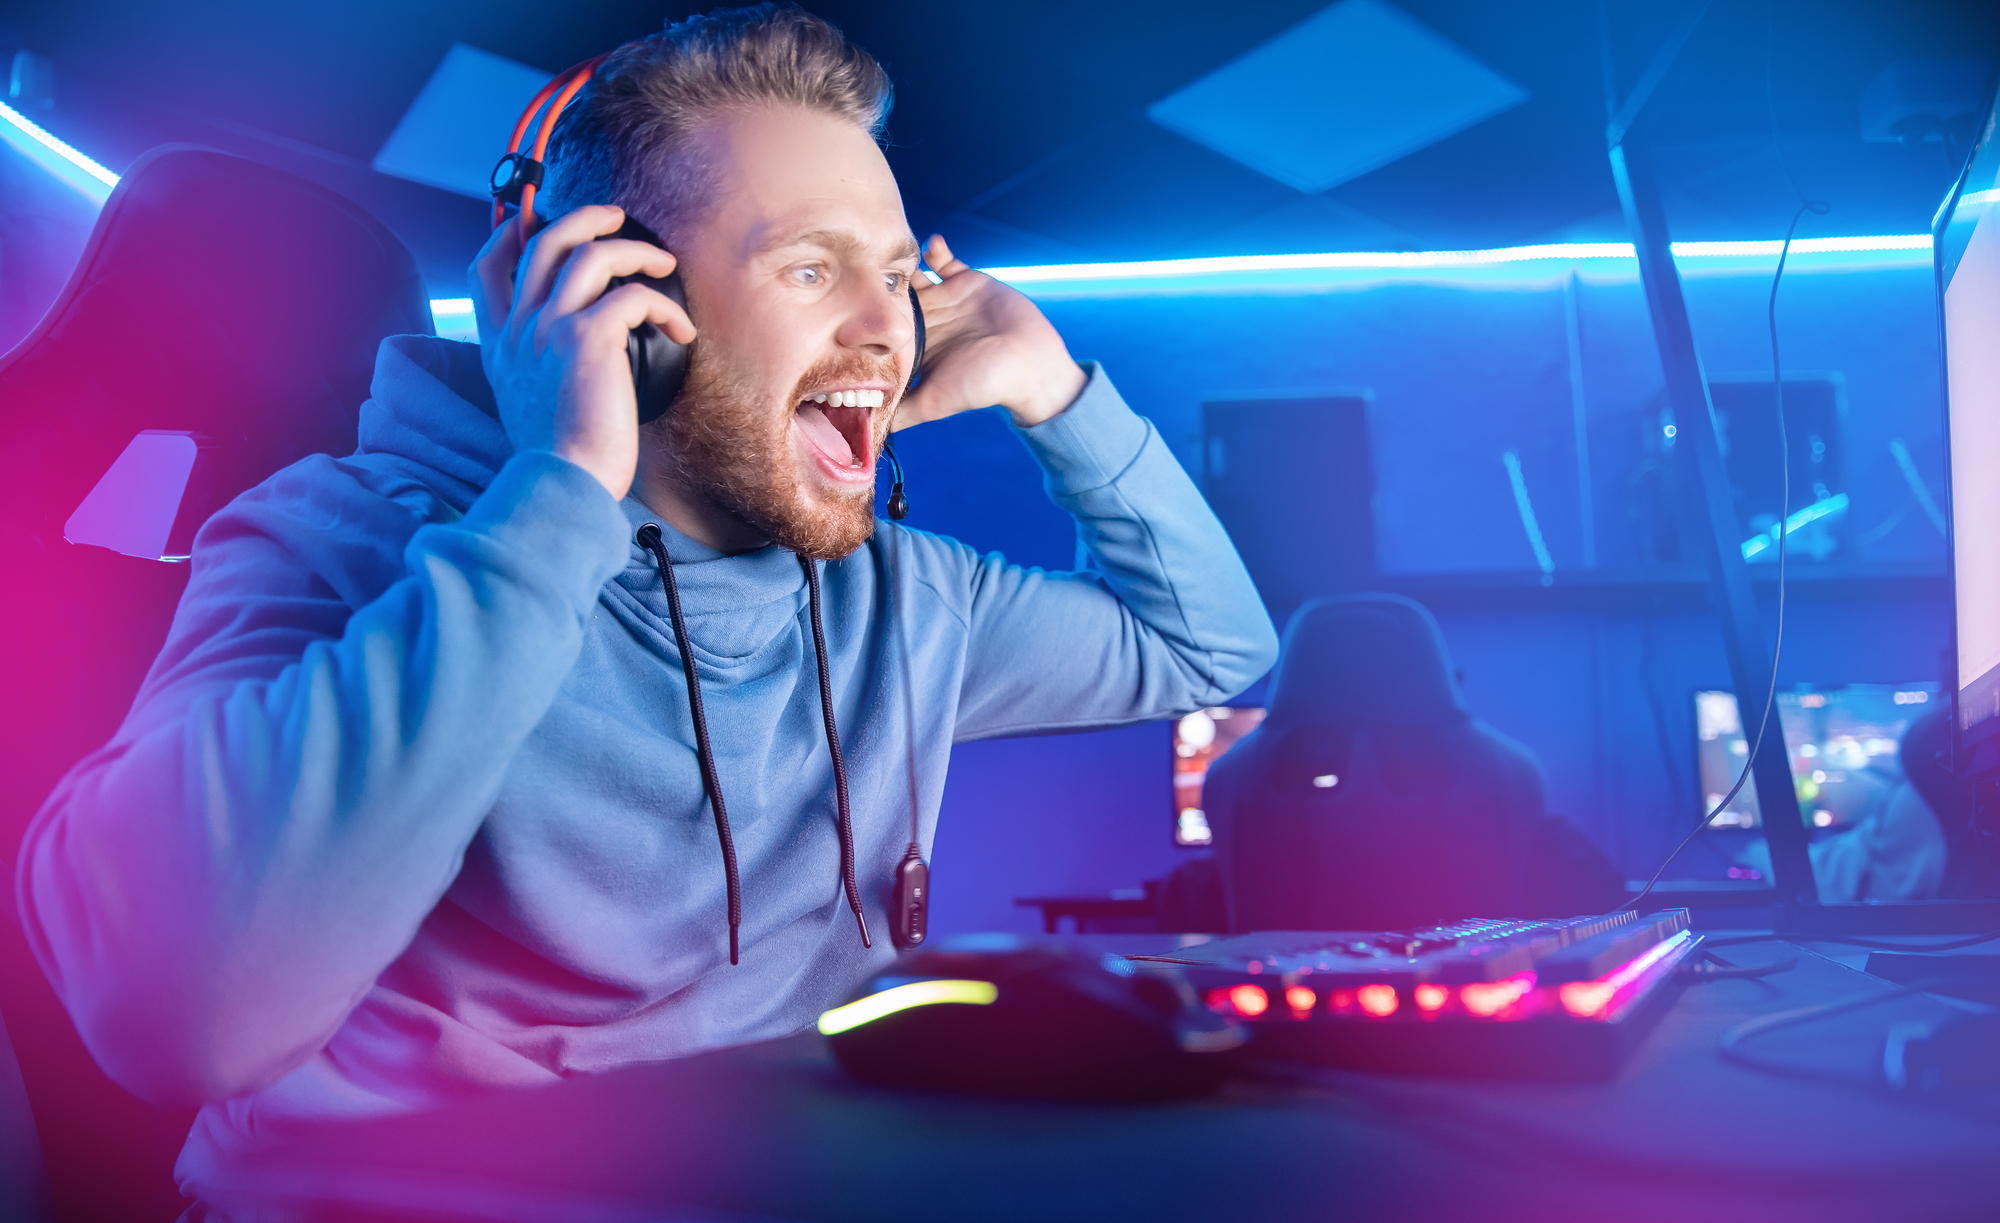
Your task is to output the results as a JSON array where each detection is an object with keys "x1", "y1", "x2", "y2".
[{"x1": 490, "y1": 55, "x2": 607, "y2": 238}]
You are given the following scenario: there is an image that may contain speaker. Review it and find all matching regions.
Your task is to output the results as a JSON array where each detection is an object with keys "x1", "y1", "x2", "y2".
[{"x1": 1201, "y1": 395, "x2": 1376, "y2": 615}]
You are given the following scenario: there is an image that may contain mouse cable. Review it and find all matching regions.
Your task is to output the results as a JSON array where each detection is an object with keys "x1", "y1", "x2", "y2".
[
  {"x1": 1718, "y1": 980, "x2": 1935, "y2": 1088},
  {"x1": 1680, "y1": 949, "x2": 1799, "y2": 981},
  {"x1": 1616, "y1": 20, "x2": 1830, "y2": 916}
]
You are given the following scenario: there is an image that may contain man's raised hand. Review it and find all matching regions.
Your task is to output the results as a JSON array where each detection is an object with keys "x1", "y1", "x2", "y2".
[
  {"x1": 895, "y1": 234, "x2": 1087, "y2": 433},
  {"x1": 470, "y1": 204, "x2": 696, "y2": 500}
]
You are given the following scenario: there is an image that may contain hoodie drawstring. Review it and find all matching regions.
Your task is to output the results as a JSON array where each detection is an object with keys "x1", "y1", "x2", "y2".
[
  {"x1": 801, "y1": 554, "x2": 872, "y2": 950},
  {"x1": 636, "y1": 524, "x2": 742, "y2": 965},
  {"x1": 635, "y1": 524, "x2": 871, "y2": 964}
]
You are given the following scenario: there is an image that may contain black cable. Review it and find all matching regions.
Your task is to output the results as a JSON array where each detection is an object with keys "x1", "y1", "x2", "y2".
[
  {"x1": 1680, "y1": 953, "x2": 1798, "y2": 981},
  {"x1": 637, "y1": 524, "x2": 742, "y2": 965},
  {"x1": 1615, "y1": 19, "x2": 1831, "y2": 915},
  {"x1": 1718, "y1": 981, "x2": 1932, "y2": 1085},
  {"x1": 801, "y1": 555, "x2": 871, "y2": 948}
]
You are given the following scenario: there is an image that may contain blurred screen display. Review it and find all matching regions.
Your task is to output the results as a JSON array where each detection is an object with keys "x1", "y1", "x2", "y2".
[
  {"x1": 1695, "y1": 684, "x2": 1940, "y2": 830},
  {"x1": 1172, "y1": 706, "x2": 1266, "y2": 846},
  {"x1": 1944, "y1": 164, "x2": 2000, "y2": 758}
]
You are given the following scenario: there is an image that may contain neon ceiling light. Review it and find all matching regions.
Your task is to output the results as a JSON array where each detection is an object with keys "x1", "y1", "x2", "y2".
[
  {"x1": 425, "y1": 231, "x2": 1933, "y2": 317},
  {"x1": 983, "y1": 235, "x2": 1931, "y2": 285},
  {"x1": 0, "y1": 99, "x2": 118, "y2": 206},
  {"x1": 0, "y1": 98, "x2": 1936, "y2": 299}
]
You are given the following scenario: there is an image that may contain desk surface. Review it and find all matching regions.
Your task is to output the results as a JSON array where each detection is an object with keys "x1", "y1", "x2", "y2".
[{"x1": 197, "y1": 936, "x2": 2000, "y2": 1223}]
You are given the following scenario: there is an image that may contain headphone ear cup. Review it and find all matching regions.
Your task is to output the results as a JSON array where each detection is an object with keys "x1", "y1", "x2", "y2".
[
  {"x1": 620, "y1": 270, "x2": 689, "y2": 424},
  {"x1": 907, "y1": 284, "x2": 926, "y2": 389}
]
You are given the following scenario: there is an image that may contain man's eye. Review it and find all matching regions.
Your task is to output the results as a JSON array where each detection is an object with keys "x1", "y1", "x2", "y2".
[
  {"x1": 884, "y1": 272, "x2": 908, "y2": 292},
  {"x1": 791, "y1": 266, "x2": 823, "y2": 285}
]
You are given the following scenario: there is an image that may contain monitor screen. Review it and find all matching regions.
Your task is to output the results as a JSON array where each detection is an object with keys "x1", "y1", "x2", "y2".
[
  {"x1": 1172, "y1": 706, "x2": 1266, "y2": 846},
  {"x1": 1940, "y1": 82, "x2": 2000, "y2": 776},
  {"x1": 1694, "y1": 684, "x2": 1940, "y2": 830}
]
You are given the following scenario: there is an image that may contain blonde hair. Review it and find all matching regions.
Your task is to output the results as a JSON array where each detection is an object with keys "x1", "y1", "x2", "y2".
[{"x1": 540, "y1": 4, "x2": 893, "y2": 239}]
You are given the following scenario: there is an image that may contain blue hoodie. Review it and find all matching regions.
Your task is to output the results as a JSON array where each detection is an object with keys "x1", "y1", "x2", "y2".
[{"x1": 16, "y1": 335, "x2": 1277, "y2": 1186}]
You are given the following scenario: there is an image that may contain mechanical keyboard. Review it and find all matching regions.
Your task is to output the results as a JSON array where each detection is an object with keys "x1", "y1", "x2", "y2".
[{"x1": 1133, "y1": 909, "x2": 1700, "y2": 1079}]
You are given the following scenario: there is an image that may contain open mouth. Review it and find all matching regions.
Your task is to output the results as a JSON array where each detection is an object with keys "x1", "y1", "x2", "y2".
[{"x1": 795, "y1": 388, "x2": 884, "y2": 481}]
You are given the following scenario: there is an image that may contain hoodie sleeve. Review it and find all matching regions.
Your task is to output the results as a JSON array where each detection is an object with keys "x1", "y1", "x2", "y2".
[
  {"x1": 14, "y1": 448, "x2": 629, "y2": 1109},
  {"x1": 950, "y1": 364, "x2": 1278, "y2": 740}
]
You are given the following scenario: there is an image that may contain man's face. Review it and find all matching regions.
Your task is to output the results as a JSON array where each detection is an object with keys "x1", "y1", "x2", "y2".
[{"x1": 651, "y1": 103, "x2": 920, "y2": 559}]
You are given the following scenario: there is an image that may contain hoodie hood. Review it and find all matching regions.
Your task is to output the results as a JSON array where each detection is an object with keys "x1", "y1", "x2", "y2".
[{"x1": 354, "y1": 334, "x2": 806, "y2": 635}]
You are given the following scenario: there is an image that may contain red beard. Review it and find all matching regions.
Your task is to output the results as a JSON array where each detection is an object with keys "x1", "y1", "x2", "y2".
[{"x1": 653, "y1": 341, "x2": 900, "y2": 560}]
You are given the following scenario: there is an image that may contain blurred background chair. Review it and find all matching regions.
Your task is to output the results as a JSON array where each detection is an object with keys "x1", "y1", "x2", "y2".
[
  {"x1": 0, "y1": 144, "x2": 431, "y2": 1220},
  {"x1": 1200, "y1": 594, "x2": 1625, "y2": 932}
]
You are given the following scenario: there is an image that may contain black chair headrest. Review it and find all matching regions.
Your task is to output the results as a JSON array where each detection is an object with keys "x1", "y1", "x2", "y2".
[
  {"x1": 0, "y1": 144, "x2": 432, "y2": 547},
  {"x1": 1266, "y1": 593, "x2": 1466, "y2": 727}
]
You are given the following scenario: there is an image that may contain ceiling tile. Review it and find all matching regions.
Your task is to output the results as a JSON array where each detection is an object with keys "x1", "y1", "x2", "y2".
[
  {"x1": 373, "y1": 43, "x2": 550, "y2": 200},
  {"x1": 1146, "y1": 0, "x2": 1527, "y2": 194}
]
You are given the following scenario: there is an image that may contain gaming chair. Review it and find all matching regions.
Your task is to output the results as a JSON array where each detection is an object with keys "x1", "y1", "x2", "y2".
[
  {"x1": 0, "y1": 145, "x2": 432, "y2": 1220},
  {"x1": 1205, "y1": 594, "x2": 1622, "y2": 932}
]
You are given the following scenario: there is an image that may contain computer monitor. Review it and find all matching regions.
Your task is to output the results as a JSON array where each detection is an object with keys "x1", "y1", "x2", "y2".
[
  {"x1": 1694, "y1": 684, "x2": 1940, "y2": 830},
  {"x1": 1171, "y1": 706, "x2": 1266, "y2": 847},
  {"x1": 1939, "y1": 77, "x2": 2000, "y2": 781}
]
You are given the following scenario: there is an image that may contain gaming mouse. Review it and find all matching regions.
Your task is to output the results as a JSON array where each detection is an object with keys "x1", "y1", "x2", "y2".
[{"x1": 818, "y1": 935, "x2": 1246, "y2": 1102}]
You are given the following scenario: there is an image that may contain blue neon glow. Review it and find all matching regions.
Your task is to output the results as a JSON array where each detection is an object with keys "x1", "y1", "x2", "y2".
[
  {"x1": 1501, "y1": 451, "x2": 1555, "y2": 578},
  {"x1": 0, "y1": 99, "x2": 118, "y2": 205},
  {"x1": 1960, "y1": 188, "x2": 2000, "y2": 207},
  {"x1": 1741, "y1": 493, "x2": 1850, "y2": 560},
  {"x1": 983, "y1": 235, "x2": 1932, "y2": 286},
  {"x1": 425, "y1": 235, "x2": 1932, "y2": 320}
]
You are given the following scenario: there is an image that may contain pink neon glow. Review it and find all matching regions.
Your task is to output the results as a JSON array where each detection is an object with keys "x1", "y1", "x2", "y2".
[
  {"x1": 1413, "y1": 983, "x2": 1449, "y2": 1012},
  {"x1": 1356, "y1": 984, "x2": 1399, "y2": 1018},
  {"x1": 1328, "y1": 988, "x2": 1355, "y2": 1014},
  {"x1": 1559, "y1": 931, "x2": 1693, "y2": 1019},
  {"x1": 1285, "y1": 985, "x2": 1316, "y2": 1014},
  {"x1": 1459, "y1": 972, "x2": 1535, "y2": 1017},
  {"x1": 1227, "y1": 983, "x2": 1270, "y2": 1017}
]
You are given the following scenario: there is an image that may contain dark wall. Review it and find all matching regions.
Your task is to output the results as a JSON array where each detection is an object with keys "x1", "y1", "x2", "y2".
[{"x1": 920, "y1": 253, "x2": 1950, "y2": 936}]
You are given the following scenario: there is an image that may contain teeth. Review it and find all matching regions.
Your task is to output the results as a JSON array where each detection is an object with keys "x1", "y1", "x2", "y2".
[{"x1": 807, "y1": 390, "x2": 885, "y2": 409}]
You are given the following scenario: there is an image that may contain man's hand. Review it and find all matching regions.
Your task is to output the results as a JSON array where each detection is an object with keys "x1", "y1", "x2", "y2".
[
  {"x1": 895, "y1": 235, "x2": 1087, "y2": 432},
  {"x1": 470, "y1": 205, "x2": 696, "y2": 500}
]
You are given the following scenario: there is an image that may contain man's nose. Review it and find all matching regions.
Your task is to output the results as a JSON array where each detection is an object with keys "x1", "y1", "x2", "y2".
[{"x1": 833, "y1": 282, "x2": 914, "y2": 354}]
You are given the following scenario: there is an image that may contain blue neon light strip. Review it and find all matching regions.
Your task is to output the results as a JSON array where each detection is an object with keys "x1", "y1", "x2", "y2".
[
  {"x1": 1741, "y1": 493, "x2": 1850, "y2": 560},
  {"x1": 983, "y1": 235, "x2": 1929, "y2": 283},
  {"x1": 0, "y1": 99, "x2": 118, "y2": 205},
  {"x1": 426, "y1": 231, "x2": 1933, "y2": 320}
]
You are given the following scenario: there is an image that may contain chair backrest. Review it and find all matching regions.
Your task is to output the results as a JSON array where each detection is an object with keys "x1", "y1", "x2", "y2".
[
  {"x1": 1209, "y1": 594, "x2": 1546, "y2": 931},
  {"x1": 0, "y1": 144, "x2": 431, "y2": 1222}
]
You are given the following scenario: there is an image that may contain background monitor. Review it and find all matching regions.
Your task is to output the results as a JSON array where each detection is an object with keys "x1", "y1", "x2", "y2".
[
  {"x1": 1695, "y1": 684, "x2": 1940, "y2": 830},
  {"x1": 1171, "y1": 705, "x2": 1266, "y2": 847},
  {"x1": 1939, "y1": 79, "x2": 2000, "y2": 780}
]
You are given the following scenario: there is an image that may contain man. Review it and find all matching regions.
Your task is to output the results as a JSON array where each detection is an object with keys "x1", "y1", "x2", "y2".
[{"x1": 15, "y1": 1, "x2": 1276, "y2": 1200}]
